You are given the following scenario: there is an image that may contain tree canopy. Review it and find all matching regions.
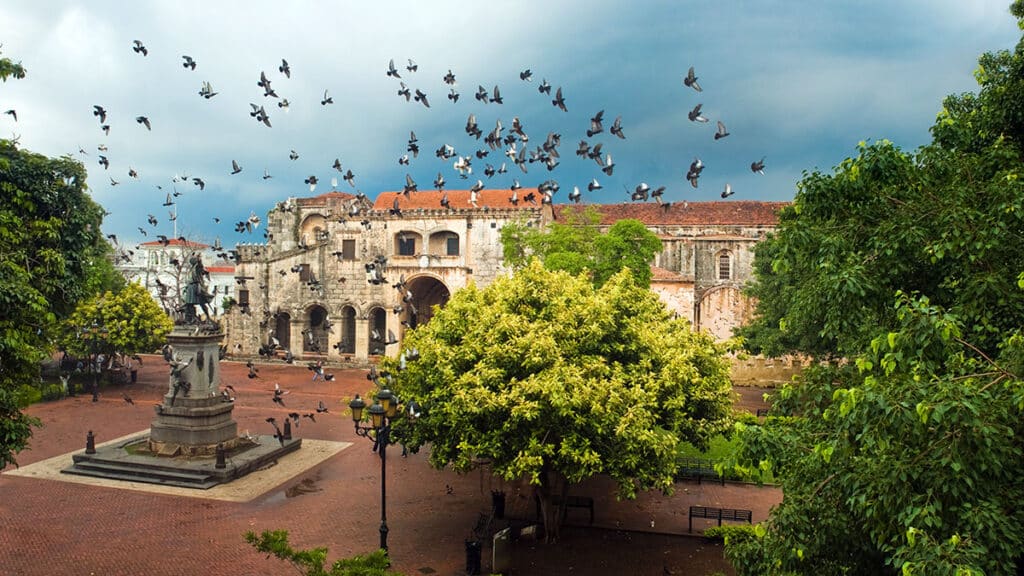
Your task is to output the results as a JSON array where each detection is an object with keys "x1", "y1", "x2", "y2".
[
  {"x1": 500, "y1": 206, "x2": 663, "y2": 288},
  {"x1": 0, "y1": 133, "x2": 119, "y2": 469},
  {"x1": 382, "y1": 261, "x2": 733, "y2": 541},
  {"x1": 727, "y1": 3, "x2": 1024, "y2": 574},
  {"x1": 60, "y1": 282, "x2": 173, "y2": 359}
]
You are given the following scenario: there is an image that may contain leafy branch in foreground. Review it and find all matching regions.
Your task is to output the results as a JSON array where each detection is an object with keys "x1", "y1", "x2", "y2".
[{"x1": 245, "y1": 530, "x2": 402, "y2": 576}]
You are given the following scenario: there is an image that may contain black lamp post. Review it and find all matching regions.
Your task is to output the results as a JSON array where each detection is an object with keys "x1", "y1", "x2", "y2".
[
  {"x1": 349, "y1": 388, "x2": 403, "y2": 553},
  {"x1": 86, "y1": 321, "x2": 108, "y2": 403}
]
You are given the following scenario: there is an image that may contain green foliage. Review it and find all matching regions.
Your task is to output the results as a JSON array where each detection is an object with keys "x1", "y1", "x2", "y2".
[
  {"x1": 500, "y1": 207, "x2": 662, "y2": 288},
  {"x1": 728, "y1": 9, "x2": 1024, "y2": 573},
  {"x1": 60, "y1": 282, "x2": 173, "y2": 358},
  {"x1": 383, "y1": 261, "x2": 733, "y2": 540},
  {"x1": 245, "y1": 530, "x2": 401, "y2": 576},
  {"x1": 0, "y1": 49, "x2": 27, "y2": 82},
  {"x1": 0, "y1": 388, "x2": 41, "y2": 469},
  {"x1": 0, "y1": 136, "x2": 115, "y2": 470}
]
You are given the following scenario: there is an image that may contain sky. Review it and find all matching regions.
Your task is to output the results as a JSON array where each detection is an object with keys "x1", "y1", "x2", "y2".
[{"x1": 0, "y1": 1, "x2": 1020, "y2": 250}]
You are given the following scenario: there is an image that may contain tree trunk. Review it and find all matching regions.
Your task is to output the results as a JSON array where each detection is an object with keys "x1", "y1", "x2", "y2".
[{"x1": 535, "y1": 465, "x2": 567, "y2": 543}]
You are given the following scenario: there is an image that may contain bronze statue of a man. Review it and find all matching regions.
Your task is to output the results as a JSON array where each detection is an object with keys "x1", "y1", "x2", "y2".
[{"x1": 182, "y1": 251, "x2": 213, "y2": 323}]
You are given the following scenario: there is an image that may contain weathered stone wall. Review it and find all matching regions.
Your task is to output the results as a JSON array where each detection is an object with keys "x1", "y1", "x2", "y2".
[{"x1": 697, "y1": 285, "x2": 756, "y2": 341}]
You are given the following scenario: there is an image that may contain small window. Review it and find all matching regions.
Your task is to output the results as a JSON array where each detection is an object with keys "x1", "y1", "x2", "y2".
[
  {"x1": 398, "y1": 236, "x2": 416, "y2": 256},
  {"x1": 299, "y1": 264, "x2": 312, "y2": 282},
  {"x1": 237, "y1": 289, "x2": 250, "y2": 306},
  {"x1": 446, "y1": 235, "x2": 460, "y2": 256},
  {"x1": 718, "y1": 252, "x2": 731, "y2": 280},
  {"x1": 342, "y1": 239, "x2": 356, "y2": 260}
]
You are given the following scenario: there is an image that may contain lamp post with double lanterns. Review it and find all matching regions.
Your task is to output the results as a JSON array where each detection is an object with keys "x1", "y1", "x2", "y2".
[{"x1": 349, "y1": 387, "x2": 417, "y2": 553}]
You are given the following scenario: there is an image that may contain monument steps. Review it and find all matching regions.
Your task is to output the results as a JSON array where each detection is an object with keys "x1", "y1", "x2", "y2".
[{"x1": 64, "y1": 457, "x2": 220, "y2": 489}]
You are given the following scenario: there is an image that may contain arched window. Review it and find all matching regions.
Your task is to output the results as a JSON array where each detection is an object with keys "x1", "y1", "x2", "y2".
[
  {"x1": 394, "y1": 232, "x2": 422, "y2": 256},
  {"x1": 717, "y1": 251, "x2": 732, "y2": 280},
  {"x1": 429, "y1": 231, "x2": 460, "y2": 256}
]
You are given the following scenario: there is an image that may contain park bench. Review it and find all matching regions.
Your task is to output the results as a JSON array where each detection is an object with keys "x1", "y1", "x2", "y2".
[
  {"x1": 675, "y1": 456, "x2": 725, "y2": 485},
  {"x1": 471, "y1": 510, "x2": 494, "y2": 543},
  {"x1": 688, "y1": 506, "x2": 753, "y2": 532},
  {"x1": 534, "y1": 494, "x2": 595, "y2": 524}
]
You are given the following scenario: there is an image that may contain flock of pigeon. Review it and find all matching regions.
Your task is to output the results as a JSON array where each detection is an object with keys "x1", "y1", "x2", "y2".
[{"x1": 4, "y1": 39, "x2": 768, "y2": 264}]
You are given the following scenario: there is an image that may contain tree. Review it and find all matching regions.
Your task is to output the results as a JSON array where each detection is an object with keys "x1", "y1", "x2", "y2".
[
  {"x1": 500, "y1": 206, "x2": 663, "y2": 288},
  {"x1": 0, "y1": 58, "x2": 117, "y2": 469},
  {"x1": 245, "y1": 530, "x2": 402, "y2": 576},
  {"x1": 59, "y1": 282, "x2": 174, "y2": 359},
  {"x1": 382, "y1": 261, "x2": 733, "y2": 542},
  {"x1": 728, "y1": 3, "x2": 1024, "y2": 573}
]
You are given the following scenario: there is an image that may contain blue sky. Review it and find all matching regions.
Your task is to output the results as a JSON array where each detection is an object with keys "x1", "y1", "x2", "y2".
[{"x1": 0, "y1": 1, "x2": 1019, "y2": 249}]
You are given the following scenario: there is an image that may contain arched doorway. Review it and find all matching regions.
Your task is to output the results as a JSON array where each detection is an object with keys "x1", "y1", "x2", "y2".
[
  {"x1": 274, "y1": 312, "x2": 291, "y2": 351},
  {"x1": 304, "y1": 305, "x2": 329, "y2": 353},
  {"x1": 368, "y1": 307, "x2": 387, "y2": 356},
  {"x1": 405, "y1": 276, "x2": 450, "y2": 328},
  {"x1": 338, "y1": 305, "x2": 356, "y2": 354}
]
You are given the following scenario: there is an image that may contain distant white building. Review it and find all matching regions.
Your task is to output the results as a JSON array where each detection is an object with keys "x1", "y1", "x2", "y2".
[{"x1": 117, "y1": 238, "x2": 236, "y2": 317}]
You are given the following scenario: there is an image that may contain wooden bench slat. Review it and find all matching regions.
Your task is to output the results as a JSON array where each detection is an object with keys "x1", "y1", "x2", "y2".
[{"x1": 688, "y1": 505, "x2": 753, "y2": 532}]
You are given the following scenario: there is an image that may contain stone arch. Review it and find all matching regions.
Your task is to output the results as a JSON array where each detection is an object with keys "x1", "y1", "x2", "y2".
[
  {"x1": 394, "y1": 230, "x2": 423, "y2": 256},
  {"x1": 299, "y1": 214, "x2": 327, "y2": 247},
  {"x1": 338, "y1": 304, "x2": 356, "y2": 354},
  {"x1": 367, "y1": 306, "x2": 388, "y2": 356},
  {"x1": 273, "y1": 312, "x2": 291, "y2": 351},
  {"x1": 404, "y1": 274, "x2": 451, "y2": 329},
  {"x1": 427, "y1": 230, "x2": 461, "y2": 256},
  {"x1": 696, "y1": 285, "x2": 754, "y2": 341},
  {"x1": 304, "y1": 303, "x2": 330, "y2": 353}
]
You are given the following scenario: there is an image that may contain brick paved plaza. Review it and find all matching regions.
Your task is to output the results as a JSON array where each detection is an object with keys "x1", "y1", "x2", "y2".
[{"x1": 0, "y1": 358, "x2": 781, "y2": 576}]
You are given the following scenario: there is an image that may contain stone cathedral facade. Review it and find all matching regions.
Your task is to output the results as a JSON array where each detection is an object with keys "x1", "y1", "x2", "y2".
[{"x1": 223, "y1": 189, "x2": 786, "y2": 362}]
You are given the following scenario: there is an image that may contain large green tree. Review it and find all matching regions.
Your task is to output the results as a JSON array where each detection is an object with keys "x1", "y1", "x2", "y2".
[
  {"x1": 382, "y1": 261, "x2": 733, "y2": 541},
  {"x1": 727, "y1": 3, "x2": 1024, "y2": 574},
  {"x1": 59, "y1": 282, "x2": 173, "y2": 359},
  {"x1": 0, "y1": 134, "x2": 118, "y2": 469},
  {"x1": 500, "y1": 206, "x2": 663, "y2": 288}
]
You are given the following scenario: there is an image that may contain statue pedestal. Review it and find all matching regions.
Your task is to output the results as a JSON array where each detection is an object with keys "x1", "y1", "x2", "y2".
[{"x1": 149, "y1": 326, "x2": 237, "y2": 456}]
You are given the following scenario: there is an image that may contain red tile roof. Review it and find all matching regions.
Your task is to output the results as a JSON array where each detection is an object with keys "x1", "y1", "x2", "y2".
[
  {"x1": 206, "y1": 266, "x2": 235, "y2": 274},
  {"x1": 296, "y1": 191, "x2": 358, "y2": 207},
  {"x1": 555, "y1": 201, "x2": 787, "y2": 226},
  {"x1": 138, "y1": 238, "x2": 210, "y2": 249},
  {"x1": 373, "y1": 189, "x2": 545, "y2": 211}
]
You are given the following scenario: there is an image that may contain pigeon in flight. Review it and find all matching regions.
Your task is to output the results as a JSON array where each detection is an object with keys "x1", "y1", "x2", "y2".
[
  {"x1": 683, "y1": 66, "x2": 701, "y2": 92},
  {"x1": 714, "y1": 120, "x2": 730, "y2": 140},
  {"x1": 132, "y1": 40, "x2": 148, "y2": 56},
  {"x1": 231, "y1": 159, "x2": 242, "y2": 174},
  {"x1": 552, "y1": 87, "x2": 567, "y2": 112},
  {"x1": 538, "y1": 78, "x2": 551, "y2": 94},
  {"x1": 448, "y1": 88, "x2": 460, "y2": 103},
  {"x1": 386, "y1": 58, "x2": 402, "y2": 78},
  {"x1": 688, "y1": 104, "x2": 708, "y2": 123},
  {"x1": 721, "y1": 183, "x2": 734, "y2": 198},
  {"x1": 414, "y1": 89, "x2": 430, "y2": 108},
  {"x1": 751, "y1": 157, "x2": 766, "y2": 174},
  {"x1": 587, "y1": 110, "x2": 604, "y2": 137},
  {"x1": 289, "y1": 149, "x2": 299, "y2": 161},
  {"x1": 321, "y1": 90, "x2": 333, "y2": 105},
  {"x1": 98, "y1": 155, "x2": 109, "y2": 170},
  {"x1": 520, "y1": 69, "x2": 532, "y2": 81},
  {"x1": 406, "y1": 58, "x2": 418, "y2": 72},
  {"x1": 397, "y1": 82, "x2": 411, "y2": 101},
  {"x1": 490, "y1": 85, "x2": 503, "y2": 104},
  {"x1": 136, "y1": 116, "x2": 151, "y2": 130},
  {"x1": 443, "y1": 69, "x2": 456, "y2": 85},
  {"x1": 4, "y1": 109, "x2": 16, "y2": 122},
  {"x1": 279, "y1": 58, "x2": 291, "y2": 78},
  {"x1": 610, "y1": 116, "x2": 625, "y2": 139},
  {"x1": 198, "y1": 81, "x2": 217, "y2": 99},
  {"x1": 182, "y1": 55, "x2": 196, "y2": 70},
  {"x1": 93, "y1": 105, "x2": 107, "y2": 123}
]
